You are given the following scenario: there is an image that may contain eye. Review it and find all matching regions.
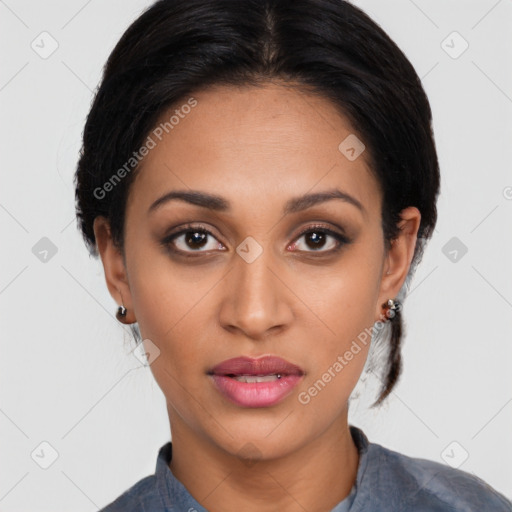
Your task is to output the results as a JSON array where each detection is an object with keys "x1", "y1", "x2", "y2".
[
  {"x1": 288, "y1": 225, "x2": 350, "y2": 254},
  {"x1": 162, "y1": 223, "x2": 225, "y2": 255}
]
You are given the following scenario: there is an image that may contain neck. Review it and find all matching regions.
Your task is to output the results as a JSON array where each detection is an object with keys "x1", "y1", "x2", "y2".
[{"x1": 167, "y1": 406, "x2": 359, "y2": 512}]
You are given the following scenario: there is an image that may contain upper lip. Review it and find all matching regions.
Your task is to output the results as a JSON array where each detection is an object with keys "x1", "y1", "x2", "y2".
[{"x1": 208, "y1": 356, "x2": 304, "y2": 377}]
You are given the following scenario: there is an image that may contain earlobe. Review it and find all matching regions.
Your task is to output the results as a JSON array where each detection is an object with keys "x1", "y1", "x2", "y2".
[{"x1": 93, "y1": 216, "x2": 136, "y2": 324}]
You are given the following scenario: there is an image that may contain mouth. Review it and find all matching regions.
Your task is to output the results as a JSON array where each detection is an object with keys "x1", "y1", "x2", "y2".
[{"x1": 207, "y1": 355, "x2": 304, "y2": 408}]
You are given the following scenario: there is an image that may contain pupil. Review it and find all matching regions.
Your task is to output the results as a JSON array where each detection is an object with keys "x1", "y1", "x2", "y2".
[
  {"x1": 186, "y1": 231, "x2": 207, "y2": 249},
  {"x1": 306, "y1": 231, "x2": 325, "y2": 249}
]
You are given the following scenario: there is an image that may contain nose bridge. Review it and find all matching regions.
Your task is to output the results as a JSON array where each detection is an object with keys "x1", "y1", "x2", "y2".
[
  {"x1": 221, "y1": 237, "x2": 289, "y2": 337},
  {"x1": 237, "y1": 244, "x2": 274, "y2": 298}
]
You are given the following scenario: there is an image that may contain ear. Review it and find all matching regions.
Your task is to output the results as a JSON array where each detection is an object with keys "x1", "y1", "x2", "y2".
[
  {"x1": 93, "y1": 216, "x2": 136, "y2": 324},
  {"x1": 375, "y1": 206, "x2": 421, "y2": 322}
]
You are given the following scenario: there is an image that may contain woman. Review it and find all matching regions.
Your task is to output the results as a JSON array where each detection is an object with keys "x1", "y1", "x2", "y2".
[{"x1": 74, "y1": 0, "x2": 512, "y2": 510}]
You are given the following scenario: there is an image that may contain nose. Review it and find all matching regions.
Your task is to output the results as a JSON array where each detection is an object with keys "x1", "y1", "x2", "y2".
[{"x1": 218, "y1": 246, "x2": 294, "y2": 340}]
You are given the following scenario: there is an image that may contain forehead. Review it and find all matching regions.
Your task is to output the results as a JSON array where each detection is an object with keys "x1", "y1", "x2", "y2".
[{"x1": 128, "y1": 82, "x2": 381, "y2": 218}]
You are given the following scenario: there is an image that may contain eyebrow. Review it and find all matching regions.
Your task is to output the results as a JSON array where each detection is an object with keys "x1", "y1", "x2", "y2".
[{"x1": 148, "y1": 188, "x2": 365, "y2": 216}]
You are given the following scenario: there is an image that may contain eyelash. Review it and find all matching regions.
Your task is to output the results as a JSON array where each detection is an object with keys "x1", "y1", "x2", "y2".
[{"x1": 160, "y1": 223, "x2": 351, "y2": 257}]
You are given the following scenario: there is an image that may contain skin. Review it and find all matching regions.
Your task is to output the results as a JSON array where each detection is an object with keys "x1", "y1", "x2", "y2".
[{"x1": 94, "y1": 81, "x2": 421, "y2": 512}]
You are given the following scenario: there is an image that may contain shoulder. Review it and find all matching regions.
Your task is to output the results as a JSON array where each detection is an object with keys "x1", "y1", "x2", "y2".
[
  {"x1": 98, "y1": 442, "x2": 174, "y2": 512},
  {"x1": 366, "y1": 440, "x2": 512, "y2": 511},
  {"x1": 99, "y1": 474, "x2": 161, "y2": 511}
]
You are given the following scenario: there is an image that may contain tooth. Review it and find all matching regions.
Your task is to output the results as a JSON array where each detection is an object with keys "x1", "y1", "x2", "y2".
[{"x1": 232, "y1": 374, "x2": 283, "y2": 383}]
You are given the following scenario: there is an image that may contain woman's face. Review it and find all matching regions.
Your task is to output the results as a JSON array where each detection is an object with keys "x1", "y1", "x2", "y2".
[{"x1": 95, "y1": 82, "x2": 419, "y2": 460}]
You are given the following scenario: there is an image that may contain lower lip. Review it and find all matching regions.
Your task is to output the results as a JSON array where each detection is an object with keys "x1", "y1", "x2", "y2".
[{"x1": 210, "y1": 374, "x2": 303, "y2": 408}]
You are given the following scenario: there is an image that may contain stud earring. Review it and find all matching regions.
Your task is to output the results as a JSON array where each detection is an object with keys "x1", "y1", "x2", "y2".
[
  {"x1": 116, "y1": 305, "x2": 127, "y2": 321},
  {"x1": 382, "y1": 298, "x2": 401, "y2": 320},
  {"x1": 116, "y1": 288, "x2": 128, "y2": 322}
]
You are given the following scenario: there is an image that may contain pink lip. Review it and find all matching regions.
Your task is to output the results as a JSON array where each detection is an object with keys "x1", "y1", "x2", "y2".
[{"x1": 208, "y1": 356, "x2": 304, "y2": 408}]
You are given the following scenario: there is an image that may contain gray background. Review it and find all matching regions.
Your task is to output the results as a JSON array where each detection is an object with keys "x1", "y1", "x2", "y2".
[{"x1": 1, "y1": 0, "x2": 511, "y2": 510}]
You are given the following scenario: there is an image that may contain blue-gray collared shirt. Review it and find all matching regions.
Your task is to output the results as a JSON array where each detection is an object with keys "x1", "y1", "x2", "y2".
[{"x1": 100, "y1": 425, "x2": 512, "y2": 511}]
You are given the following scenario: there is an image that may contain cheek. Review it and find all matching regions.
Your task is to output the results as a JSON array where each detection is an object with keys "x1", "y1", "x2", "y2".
[
  {"x1": 129, "y1": 270, "x2": 208, "y2": 415},
  {"x1": 126, "y1": 258, "x2": 194, "y2": 372},
  {"x1": 127, "y1": 240, "x2": 201, "y2": 334},
  {"x1": 297, "y1": 292, "x2": 374, "y2": 413},
  {"x1": 296, "y1": 253, "x2": 381, "y2": 390},
  {"x1": 126, "y1": 246, "x2": 225, "y2": 381},
  {"x1": 302, "y1": 251, "x2": 382, "y2": 340}
]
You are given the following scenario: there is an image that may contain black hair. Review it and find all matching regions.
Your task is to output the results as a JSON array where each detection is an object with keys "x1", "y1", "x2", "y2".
[{"x1": 74, "y1": 0, "x2": 440, "y2": 407}]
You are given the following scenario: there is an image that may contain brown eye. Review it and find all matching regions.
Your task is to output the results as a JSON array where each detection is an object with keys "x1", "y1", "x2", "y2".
[
  {"x1": 162, "y1": 224, "x2": 225, "y2": 254},
  {"x1": 289, "y1": 226, "x2": 350, "y2": 254}
]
